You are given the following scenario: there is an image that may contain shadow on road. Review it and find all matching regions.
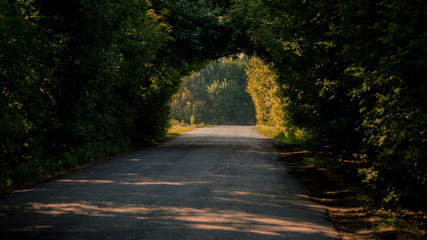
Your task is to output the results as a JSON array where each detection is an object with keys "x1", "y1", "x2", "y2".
[{"x1": 1, "y1": 126, "x2": 339, "y2": 240}]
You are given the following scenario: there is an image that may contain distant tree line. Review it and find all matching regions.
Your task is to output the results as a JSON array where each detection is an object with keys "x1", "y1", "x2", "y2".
[{"x1": 171, "y1": 57, "x2": 254, "y2": 125}]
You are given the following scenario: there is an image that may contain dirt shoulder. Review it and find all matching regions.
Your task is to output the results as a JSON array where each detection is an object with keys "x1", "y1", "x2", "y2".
[{"x1": 273, "y1": 141, "x2": 426, "y2": 240}]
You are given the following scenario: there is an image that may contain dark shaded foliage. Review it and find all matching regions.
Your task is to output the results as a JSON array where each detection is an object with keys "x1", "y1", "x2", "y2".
[
  {"x1": 232, "y1": 0, "x2": 426, "y2": 207},
  {"x1": 0, "y1": 0, "x2": 235, "y2": 189}
]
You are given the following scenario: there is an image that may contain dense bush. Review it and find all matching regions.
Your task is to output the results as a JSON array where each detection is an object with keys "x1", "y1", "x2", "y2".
[
  {"x1": 246, "y1": 56, "x2": 303, "y2": 141},
  {"x1": 0, "y1": 0, "x2": 235, "y2": 190},
  {"x1": 231, "y1": 0, "x2": 426, "y2": 206},
  {"x1": 0, "y1": 0, "x2": 171, "y2": 188}
]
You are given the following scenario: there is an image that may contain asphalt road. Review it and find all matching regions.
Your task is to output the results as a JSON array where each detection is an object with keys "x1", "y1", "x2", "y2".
[{"x1": 0, "y1": 126, "x2": 340, "y2": 240}]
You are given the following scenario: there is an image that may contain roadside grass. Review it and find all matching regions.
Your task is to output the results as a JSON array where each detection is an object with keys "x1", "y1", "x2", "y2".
[
  {"x1": 254, "y1": 125, "x2": 427, "y2": 239},
  {"x1": 163, "y1": 123, "x2": 211, "y2": 140},
  {"x1": 1, "y1": 139, "x2": 132, "y2": 195},
  {"x1": 1, "y1": 124, "x2": 209, "y2": 196},
  {"x1": 254, "y1": 125, "x2": 302, "y2": 144},
  {"x1": 254, "y1": 125, "x2": 279, "y2": 138},
  {"x1": 166, "y1": 125, "x2": 196, "y2": 138}
]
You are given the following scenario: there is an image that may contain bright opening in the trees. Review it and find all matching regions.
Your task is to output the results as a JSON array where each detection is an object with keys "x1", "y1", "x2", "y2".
[{"x1": 170, "y1": 56, "x2": 255, "y2": 125}]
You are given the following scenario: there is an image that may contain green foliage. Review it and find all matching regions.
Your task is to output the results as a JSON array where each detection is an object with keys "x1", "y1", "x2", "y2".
[
  {"x1": 2, "y1": 0, "x2": 425, "y2": 211},
  {"x1": 232, "y1": 0, "x2": 427, "y2": 207},
  {"x1": 246, "y1": 56, "x2": 303, "y2": 141},
  {"x1": 171, "y1": 57, "x2": 255, "y2": 125},
  {"x1": 151, "y1": 0, "x2": 237, "y2": 71},
  {"x1": 190, "y1": 115, "x2": 195, "y2": 126},
  {"x1": 0, "y1": 0, "x2": 236, "y2": 190}
]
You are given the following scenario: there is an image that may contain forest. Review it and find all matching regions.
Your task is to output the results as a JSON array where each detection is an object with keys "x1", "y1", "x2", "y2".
[
  {"x1": 1, "y1": 0, "x2": 426, "y2": 214},
  {"x1": 171, "y1": 56, "x2": 254, "y2": 125}
]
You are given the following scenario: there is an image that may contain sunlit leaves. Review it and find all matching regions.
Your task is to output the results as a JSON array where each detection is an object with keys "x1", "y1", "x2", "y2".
[
  {"x1": 246, "y1": 56, "x2": 303, "y2": 140},
  {"x1": 233, "y1": 0, "x2": 427, "y2": 206},
  {"x1": 171, "y1": 57, "x2": 254, "y2": 125}
]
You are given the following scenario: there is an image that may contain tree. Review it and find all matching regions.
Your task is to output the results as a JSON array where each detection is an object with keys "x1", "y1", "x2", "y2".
[
  {"x1": 231, "y1": 0, "x2": 427, "y2": 206},
  {"x1": 246, "y1": 56, "x2": 300, "y2": 138},
  {"x1": 171, "y1": 57, "x2": 254, "y2": 125},
  {"x1": 0, "y1": 0, "x2": 238, "y2": 190}
]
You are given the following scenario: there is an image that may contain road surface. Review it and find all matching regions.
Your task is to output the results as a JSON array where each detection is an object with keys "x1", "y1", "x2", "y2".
[{"x1": 0, "y1": 126, "x2": 340, "y2": 240}]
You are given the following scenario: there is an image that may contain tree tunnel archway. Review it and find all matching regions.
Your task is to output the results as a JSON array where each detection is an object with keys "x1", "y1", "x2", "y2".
[{"x1": 2, "y1": 0, "x2": 426, "y2": 207}]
